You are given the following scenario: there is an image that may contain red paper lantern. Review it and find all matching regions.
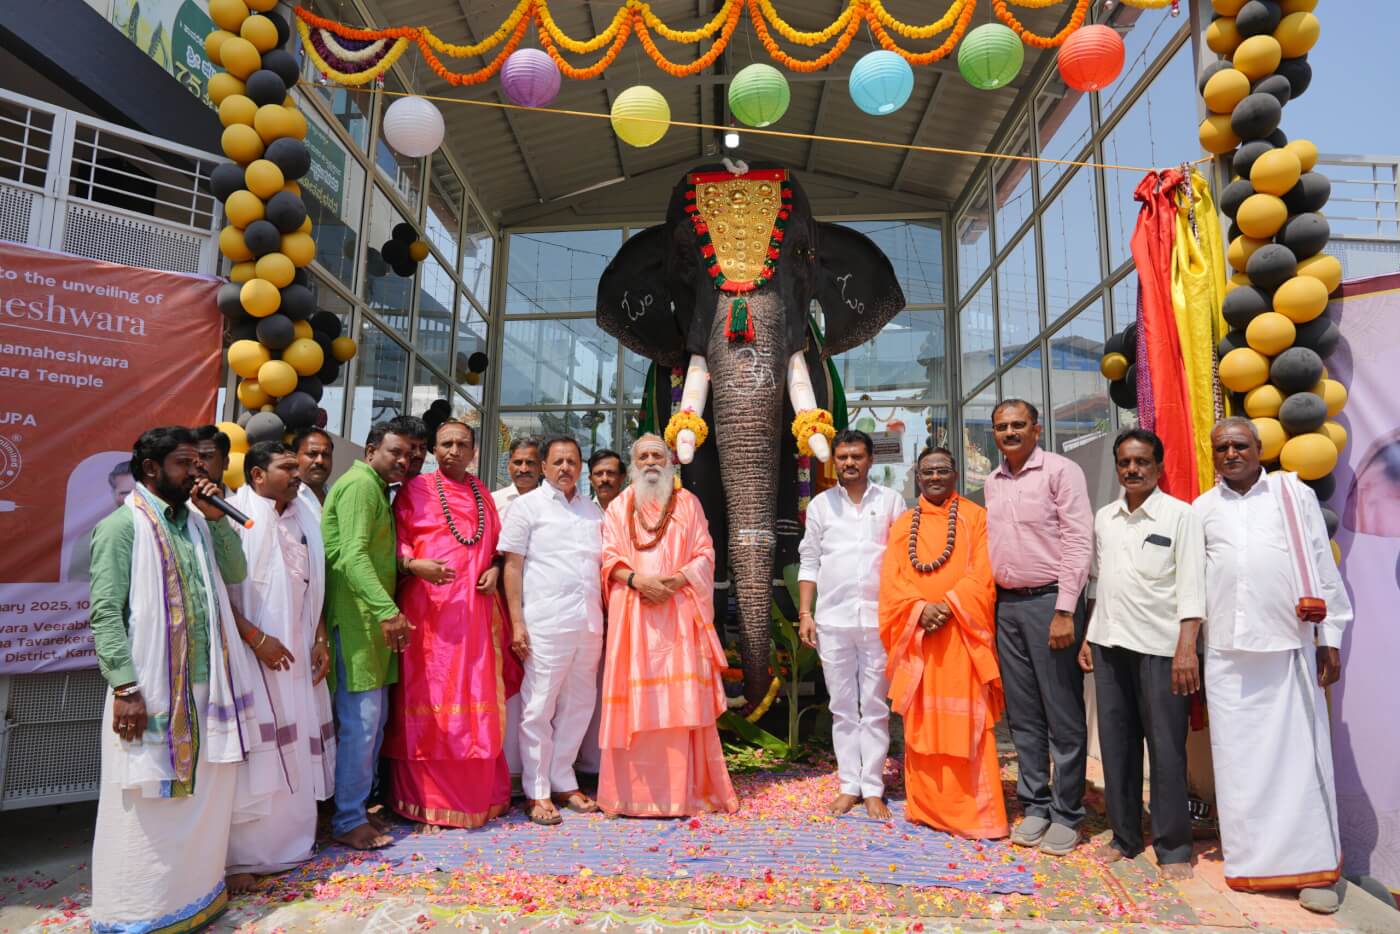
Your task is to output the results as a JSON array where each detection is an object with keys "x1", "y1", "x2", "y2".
[{"x1": 1058, "y1": 25, "x2": 1125, "y2": 92}]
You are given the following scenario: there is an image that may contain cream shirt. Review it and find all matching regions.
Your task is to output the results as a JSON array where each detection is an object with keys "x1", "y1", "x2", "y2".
[
  {"x1": 1086, "y1": 487, "x2": 1206, "y2": 658},
  {"x1": 492, "y1": 485, "x2": 524, "y2": 521},
  {"x1": 498, "y1": 481, "x2": 605, "y2": 635},
  {"x1": 797, "y1": 482, "x2": 904, "y2": 630}
]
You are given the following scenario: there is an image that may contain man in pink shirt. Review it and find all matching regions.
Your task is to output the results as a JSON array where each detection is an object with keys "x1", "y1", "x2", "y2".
[{"x1": 983, "y1": 399, "x2": 1093, "y2": 856}]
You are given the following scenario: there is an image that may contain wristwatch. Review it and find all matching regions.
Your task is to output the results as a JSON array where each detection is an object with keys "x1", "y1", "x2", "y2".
[{"x1": 627, "y1": 572, "x2": 636, "y2": 589}]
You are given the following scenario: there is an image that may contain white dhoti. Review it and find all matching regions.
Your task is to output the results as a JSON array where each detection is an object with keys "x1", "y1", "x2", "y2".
[
  {"x1": 504, "y1": 694, "x2": 522, "y2": 777},
  {"x1": 574, "y1": 663, "x2": 605, "y2": 774},
  {"x1": 817, "y1": 626, "x2": 890, "y2": 798},
  {"x1": 1205, "y1": 646, "x2": 1341, "y2": 891},
  {"x1": 518, "y1": 628, "x2": 603, "y2": 800},
  {"x1": 92, "y1": 685, "x2": 237, "y2": 934}
]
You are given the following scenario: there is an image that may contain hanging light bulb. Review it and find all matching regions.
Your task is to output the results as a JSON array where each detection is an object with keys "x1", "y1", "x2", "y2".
[{"x1": 723, "y1": 129, "x2": 741, "y2": 149}]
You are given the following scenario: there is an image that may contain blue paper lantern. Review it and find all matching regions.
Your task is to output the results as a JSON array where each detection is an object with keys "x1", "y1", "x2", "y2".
[{"x1": 848, "y1": 50, "x2": 914, "y2": 116}]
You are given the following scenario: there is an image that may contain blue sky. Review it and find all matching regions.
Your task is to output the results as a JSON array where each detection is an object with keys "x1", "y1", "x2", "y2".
[{"x1": 1285, "y1": 0, "x2": 1400, "y2": 157}]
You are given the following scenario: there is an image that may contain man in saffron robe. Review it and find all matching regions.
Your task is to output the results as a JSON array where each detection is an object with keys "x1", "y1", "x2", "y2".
[
  {"x1": 384, "y1": 419, "x2": 522, "y2": 828},
  {"x1": 597, "y1": 434, "x2": 738, "y2": 817},
  {"x1": 879, "y1": 447, "x2": 1007, "y2": 839}
]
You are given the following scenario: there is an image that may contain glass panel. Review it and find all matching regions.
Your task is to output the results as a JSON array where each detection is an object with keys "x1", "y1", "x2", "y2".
[
  {"x1": 453, "y1": 302, "x2": 490, "y2": 405},
  {"x1": 461, "y1": 202, "x2": 495, "y2": 310},
  {"x1": 833, "y1": 308, "x2": 945, "y2": 401},
  {"x1": 349, "y1": 320, "x2": 408, "y2": 443},
  {"x1": 622, "y1": 347, "x2": 651, "y2": 405},
  {"x1": 1001, "y1": 348, "x2": 1045, "y2": 423},
  {"x1": 1036, "y1": 71, "x2": 1092, "y2": 195},
  {"x1": 409, "y1": 362, "x2": 451, "y2": 424},
  {"x1": 847, "y1": 220, "x2": 944, "y2": 306},
  {"x1": 1040, "y1": 167, "x2": 1103, "y2": 322},
  {"x1": 997, "y1": 227, "x2": 1039, "y2": 357},
  {"x1": 496, "y1": 409, "x2": 615, "y2": 480},
  {"x1": 1110, "y1": 274, "x2": 1137, "y2": 333},
  {"x1": 426, "y1": 156, "x2": 462, "y2": 267},
  {"x1": 959, "y1": 280, "x2": 995, "y2": 395},
  {"x1": 955, "y1": 182, "x2": 992, "y2": 300},
  {"x1": 301, "y1": 103, "x2": 364, "y2": 290},
  {"x1": 362, "y1": 185, "x2": 413, "y2": 336},
  {"x1": 961, "y1": 383, "x2": 998, "y2": 502},
  {"x1": 1101, "y1": 43, "x2": 1197, "y2": 270},
  {"x1": 501, "y1": 317, "x2": 618, "y2": 406},
  {"x1": 845, "y1": 402, "x2": 949, "y2": 503},
  {"x1": 300, "y1": 41, "x2": 369, "y2": 151},
  {"x1": 506, "y1": 229, "x2": 621, "y2": 314},
  {"x1": 1048, "y1": 298, "x2": 1109, "y2": 454},
  {"x1": 1099, "y1": 7, "x2": 1186, "y2": 122},
  {"x1": 993, "y1": 118, "x2": 1034, "y2": 253},
  {"x1": 415, "y1": 253, "x2": 454, "y2": 371},
  {"x1": 373, "y1": 75, "x2": 423, "y2": 210},
  {"x1": 306, "y1": 274, "x2": 353, "y2": 435}
]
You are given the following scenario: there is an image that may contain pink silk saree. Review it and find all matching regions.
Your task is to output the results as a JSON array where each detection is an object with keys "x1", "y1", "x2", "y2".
[{"x1": 385, "y1": 470, "x2": 522, "y2": 828}]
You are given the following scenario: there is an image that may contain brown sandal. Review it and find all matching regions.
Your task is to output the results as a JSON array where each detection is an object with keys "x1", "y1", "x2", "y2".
[
  {"x1": 525, "y1": 799, "x2": 563, "y2": 826},
  {"x1": 553, "y1": 792, "x2": 600, "y2": 813}
]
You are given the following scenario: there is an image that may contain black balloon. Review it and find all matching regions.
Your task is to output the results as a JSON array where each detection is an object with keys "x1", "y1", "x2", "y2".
[
  {"x1": 317, "y1": 357, "x2": 341, "y2": 384},
  {"x1": 392, "y1": 222, "x2": 417, "y2": 244},
  {"x1": 292, "y1": 267, "x2": 310, "y2": 288},
  {"x1": 217, "y1": 281, "x2": 246, "y2": 319},
  {"x1": 295, "y1": 376, "x2": 324, "y2": 402},
  {"x1": 1266, "y1": 128, "x2": 1289, "y2": 148},
  {"x1": 467, "y1": 351, "x2": 489, "y2": 373},
  {"x1": 366, "y1": 248, "x2": 388, "y2": 278},
  {"x1": 1270, "y1": 346, "x2": 1325, "y2": 393},
  {"x1": 1198, "y1": 59, "x2": 1232, "y2": 95},
  {"x1": 1235, "y1": 0, "x2": 1282, "y2": 38},
  {"x1": 1320, "y1": 506, "x2": 1339, "y2": 538},
  {"x1": 1219, "y1": 329, "x2": 1248, "y2": 359},
  {"x1": 255, "y1": 313, "x2": 296, "y2": 349},
  {"x1": 1278, "y1": 391, "x2": 1328, "y2": 434},
  {"x1": 1223, "y1": 285, "x2": 1271, "y2": 330},
  {"x1": 237, "y1": 409, "x2": 254, "y2": 428},
  {"x1": 244, "y1": 69, "x2": 287, "y2": 107},
  {"x1": 210, "y1": 162, "x2": 245, "y2": 201},
  {"x1": 243, "y1": 219, "x2": 282, "y2": 257},
  {"x1": 270, "y1": 10, "x2": 291, "y2": 49},
  {"x1": 1231, "y1": 93, "x2": 1282, "y2": 140},
  {"x1": 245, "y1": 411, "x2": 286, "y2": 444},
  {"x1": 1227, "y1": 220, "x2": 1243, "y2": 243},
  {"x1": 1104, "y1": 330, "x2": 1125, "y2": 358},
  {"x1": 1251, "y1": 73, "x2": 1292, "y2": 107},
  {"x1": 1293, "y1": 317, "x2": 1341, "y2": 357},
  {"x1": 1246, "y1": 244, "x2": 1298, "y2": 291},
  {"x1": 279, "y1": 283, "x2": 314, "y2": 320},
  {"x1": 1232, "y1": 139, "x2": 1275, "y2": 180},
  {"x1": 1220, "y1": 178, "x2": 1255, "y2": 219},
  {"x1": 1122, "y1": 322, "x2": 1138, "y2": 361},
  {"x1": 380, "y1": 238, "x2": 409, "y2": 266},
  {"x1": 1279, "y1": 212, "x2": 1330, "y2": 260},
  {"x1": 1276, "y1": 55, "x2": 1312, "y2": 99},
  {"x1": 1306, "y1": 472, "x2": 1336, "y2": 502},
  {"x1": 391, "y1": 258, "x2": 418, "y2": 278},
  {"x1": 1283, "y1": 172, "x2": 1331, "y2": 214},
  {"x1": 261, "y1": 49, "x2": 301, "y2": 89},
  {"x1": 265, "y1": 138, "x2": 310, "y2": 180},
  {"x1": 309, "y1": 310, "x2": 343, "y2": 339},
  {"x1": 229, "y1": 317, "x2": 259, "y2": 343},
  {"x1": 275, "y1": 391, "x2": 318, "y2": 429},
  {"x1": 312, "y1": 330, "x2": 335, "y2": 360},
  {"x1": 1109, "y1": 369, "x2": 1138, "y2": 410},
  {"x1": 265, "y1": 190, "x2": 307, "y2": 233}
]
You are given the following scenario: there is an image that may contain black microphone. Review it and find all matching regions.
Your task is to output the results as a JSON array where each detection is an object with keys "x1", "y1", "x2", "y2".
[{"x1": 196, "y1": 489, "x2": 254, "y2": 529}]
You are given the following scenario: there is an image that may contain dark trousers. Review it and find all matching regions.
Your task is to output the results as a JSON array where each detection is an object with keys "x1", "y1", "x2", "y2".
[
  {"x1": 995, "y1": 589, "x2": 1087, "y2": 828},
  {"x1": 1091, "y1": 643, "x2": 1192, "y2": 865}
]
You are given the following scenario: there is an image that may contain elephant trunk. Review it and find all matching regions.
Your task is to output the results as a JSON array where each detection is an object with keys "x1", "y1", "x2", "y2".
[{"x1": 706, "y1": 290, "x2": 787, "y2": 707}]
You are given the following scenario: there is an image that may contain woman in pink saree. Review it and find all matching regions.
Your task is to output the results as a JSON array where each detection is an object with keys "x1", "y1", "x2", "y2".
[{"x1": 385, "y1": 419, "x2": 522, "y2": 828}]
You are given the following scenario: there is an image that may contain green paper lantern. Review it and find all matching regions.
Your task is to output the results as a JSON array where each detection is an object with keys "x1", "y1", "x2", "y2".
[
  {"x1": 958, "y1": 23, "x2": 1024, "y2": 91},
  {"x1": 728, "y1": 63, "x2": 790, "y2": 128}
]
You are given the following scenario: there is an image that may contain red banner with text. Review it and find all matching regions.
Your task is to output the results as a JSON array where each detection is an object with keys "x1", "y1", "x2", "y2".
[{"x1": 0, "y1": 241, "x2": 221, "y2": 673}]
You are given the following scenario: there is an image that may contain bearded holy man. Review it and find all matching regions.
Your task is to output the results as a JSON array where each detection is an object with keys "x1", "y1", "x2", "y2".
[
  {"x1": 879, "y1": 446, "x2": 1008, "y2": 839},
  {"x1": 596, "y1": 433, "x2": 739, "y2": 817}
]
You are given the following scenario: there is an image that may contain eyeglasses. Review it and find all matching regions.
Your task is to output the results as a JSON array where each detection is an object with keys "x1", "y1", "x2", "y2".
[{"x1": 919, "y1": 467, "x2": 955, "y2": 478}]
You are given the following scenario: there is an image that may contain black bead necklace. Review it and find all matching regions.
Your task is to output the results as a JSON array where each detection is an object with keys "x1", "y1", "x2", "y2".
[
  {"x1": 436, "y1": 470, "x2": 485, "y2": 547},
  {"x1": 908, "y1": 495, "x2": 958, "y2": 573}
]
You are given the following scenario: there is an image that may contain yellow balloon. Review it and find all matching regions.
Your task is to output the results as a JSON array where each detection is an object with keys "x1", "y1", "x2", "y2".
[
  {"x1": 217, "y1": 421, "x2": 249, "y2": 454},
  {"x1": 221, "y1": 123, "x2": 264, "y2": 164},
  {"x1": 1285, "y1": 138, "x2": 1319, "y2": 173},
  {"x1": 283, "y1": 108, "x2": 308, "y2": 141},
  {"x1": 281, "y1": 180, "x2": 302, "y2": 198},
  {"x1": 1254, "y1": 417, "x2": 1287, "y2": 462},
  {"x1": 1204, "y1": 68, "x2": 1251, "y2": 114},
  {"x1": 1250, "y1": 148, "x2": 1302, "y2": 197},
  {"x1": 240, "y1": 277, "x2": 281, "y2": 317},
  {"x1": 244, "y1": 159, "x2": 285, "y2": 200},
  {"x1": 292, "y1": 320, "x2": 313, "y2": 340},
  {"x1": 464, "y1": 370, "x2": 483, "y2": 386},
  {"x1": 253, "y1": 104, "x2": 299, "y2": 145},
  {"x1": 229, "y1": 260, "x2": 257, "y2": 283},
  {"x1": 1273, "y1": 275, "x2": 1330, "y2": 323},
  {"x1": 1319, "y1": 420, "x2": 1348, "y2": 454},
  {"x1": 257, "y1": 359, "x2": 299, "y2": 397},
  {"x1": 223, "y1": 451, "x2": 246, "y2": 490},
  {"x1": 1237, "y1": 193, "x2": 1288, "y2": 238},
  {"x1": 1233, "y1": 34, "x2": 1283, "y2": 80},
  {"x1": 255, "y1": 252, "x2": 296, "y2": 288},
  {"x1": 217, "y1": 93, "x2": 257, "y2": 129},
  {"x1": 1227, "y1": 234, "x2": 1269, "y2": 273},
  {"x1": 1206, "y1": 17, "x2": 1242, "y2": 55},
  {"x1": 1296, "y1": 254, "x2": 1342, "y2": 294},
  {"x1": 331, "y1": 336, "x2": 357, "y2": 362},
  {"x1": 408, "y1": 240, "x2": 430, "y2": 262},
  {"x1": 283, "y1": 93, "x2": 298, "y2": 109},
  {"x1": 1100, "y1": 352, "x2": 1129, "y2": 381},
  {"x1": 1243, "y1": 383, "x2": 1285, "y2": 418},
  {"x1": 1212, "y1": 0, "x2": 1246, "y2": 14},
  {"x1": 260, "y1": 404, "x2": 276, "y2": 413},
  {"x1": 246, "y1": 0, "x2": 277, "y2": 11},
  {"x1": 224, "y1": 189, "x2": 264, "y2": 228},
  {"x1": 1199, "y1": 114, "x2": 1241, "y2": 155},
  {"x1": 280, "y1": 232, "x2": 316, "y2": 267},
  {"x1": 1314, "y1": 378, "x2": 1348, "y2": 417},
  {"x1": 1245, "y1": 311, "x2": 1297, "y2": 356},
  {"x1": 228, "y1": 339, "x2": 271, "y2": 379},
  {"x1": 239, "y1": 14, "x2": 279, "y2": 53},
  {"x1": 219, "y1": 36, "x2": 262, "y2": 80},
  {"x1": 208, "y1": 72, "x2": 246, "y2": 106},
  {"x1": 237, "y1": 377, "x2": 270, "y2": 409},
  {"x1": 1220, "y1": 347, "x2": 1272, "y2": 392},
  {"x1": 1280, "y1": 432, "x2": 1337, "y2": 480},
  {"x1": 1275, "y1": 11, "x2": 1320, "y2": 58},
  {"x1": 208, "y1": 0, "x2": 249, "y2": 33},
  {"x1": 1226, "y1": 271, "x2": 1252, "y2": 294},
  {"x1": 283, "y1": 338, "x2": 325, "y2": 376},
  {"x1": 219, "y1": 225, "x2": 254, "y2": 262},
  {"x1": 297, "y1": 216, "x2": 313, "y2": 234},
  {"x1": 204, "y1": 29, "x2": 235, "y2": 66},
  {"x1": 1280, "y1": 0, "x2": 1316, "y2": 11}
]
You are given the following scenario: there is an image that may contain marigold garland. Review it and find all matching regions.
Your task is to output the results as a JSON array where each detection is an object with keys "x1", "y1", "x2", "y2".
[
  {"x1": 755, "y1": 0, "x2": 856, "y2": 45},
  {"x1": 868, "y1": 0, "x2": 967, "y2": 41},
  {"x1": 791, "y1": 408, "x2": 836, "y2": 457},
  {"x1": 296, "y1": 17, "x2": 410, "y2": 86},
  {"x1": 748, "y1": 0, "x2": 863, "y2": 73},
  {"x1": 642, "y1": 0, "x2": 739, "y2": 43},
  {"x1": 634, "y1": 0, "x2": 743, "y2": 78},
  {"x1": 664, "y1": 410, "x2": 709, "y2": 451},
  {"x1": 868, "y1": 0, "x2": 975, "y2": 66},
  {"x1": 992, "y1": 0, "x2": 1092, "y2": 48}
]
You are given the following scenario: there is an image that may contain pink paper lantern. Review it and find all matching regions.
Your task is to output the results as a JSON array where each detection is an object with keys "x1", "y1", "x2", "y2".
[
  {"x1": 1058, "y1": 24, "x2": 1125, "y2": 92},
  {"x1": 501, "y1": 48, "x2": 561, "y2": 108}
]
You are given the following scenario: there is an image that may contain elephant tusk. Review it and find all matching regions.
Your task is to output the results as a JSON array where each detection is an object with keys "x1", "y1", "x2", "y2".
[
  {"x1": 786, "y1": 352, "x2": 831, "y2": 463},
  {"x1": 676, "y1": 354, "x2": 711, "y2": 465}
]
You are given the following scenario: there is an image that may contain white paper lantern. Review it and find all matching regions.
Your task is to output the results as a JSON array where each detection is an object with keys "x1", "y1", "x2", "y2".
[{"x1": 382, "y1": 96, "x2": 445, "y2": 158}]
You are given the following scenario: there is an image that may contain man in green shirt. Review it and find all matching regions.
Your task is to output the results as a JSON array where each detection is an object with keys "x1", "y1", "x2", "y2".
[{"x1": 323, "y1": 421, "x2": 414, "y2": 850}]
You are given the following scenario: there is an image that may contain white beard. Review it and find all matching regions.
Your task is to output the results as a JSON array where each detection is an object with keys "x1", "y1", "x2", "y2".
[{"x1": 630, "y1": 463, "x2": 674, "y2": 511}]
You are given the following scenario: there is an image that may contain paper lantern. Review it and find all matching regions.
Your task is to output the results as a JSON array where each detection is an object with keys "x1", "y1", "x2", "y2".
[
  {"x1": 1296, "y1": 254, "x2": 1342, "y2": 294},
  {"x1": 1320, "y1": 420, "x2": 1348, "y2": 454},
  {"x1": 257, "y1": 359, "x2": 298, "y2": 397},
  {"x1": 1199, "y1": 114, "x2": 1240, "y2": 155},
  {"x1": 255, "y1": 252, "x2": 295, "y2": 288},
  {"x1": 1245, "y1": 312, "x2": 1296, "y2": 356},
  {"x1": 218, "y1": 94, "x2": 256, "y2": 128},
  {"x1": 236, "y1": 378, "x2": 270, "y2": 410},
  {"x1": 1203, "y1": 67, "x2": 1251, "y2": 113},
  {"x1": 1253, "y1": 417, "x2": 1287, "y2": 461},
  {"x1": 1057, "y1": 25, "x2": 1124, "y2": 92},
  {"x1": 382, "y1": 96, "x2": 445, "y2": 158},
  {"x1": 1250, "y1": 147, "x2": 1302, "y2": 196},
  {"x1": 245, "y1": 159, "x2": 284, "y2": 199},
  {"x1": 240, "y1": 277, "x2": 280, "y2": 317},
  {"x1": 331, "y1": 336, "x2": 357, "y2": 362},
  {"x1": 219, "y1": 225, "x2": 254, "y2": 262},
  {"x1": 1314, "y1": 378, "x2": 1347, "y2": 416},
  {"x1": 848, "y1": 50, "x2": 915, "y2": 116},
  {"x1": 224, "y1": 189, "x2": 264, "y2": 228},
  {"x1": 1273, "y1": 275, "x2": 1329, "y2": 323},
  {"x1": 208, "y1": 0, "x2": 248, "y2": 33},
  {"x1": 221, "y1": 124, "x2": 264, "y2": 164},
  {"x1": 1206, "y1": 17, "x2": 1242, "y2": 55},
  {"x1": 1220, "y1": 347, "x2": 1271, "y2": 392},
  {"x1": 1100, "y1": 351, "x2": 1129, "y2": 380},
  {"x1": 1280, "y1": 432, "x2": 1336, "y2": 480},
  {"x1": 610, "y1": 86, "x2": 670, "y2": 148},
  {"x1": 1236, "y1": 193, "x2": 1287, "y2": 238},
  {"x1": 1243, "y1": 383, "x2": 1285, "y2": 418},
  {"x1": 958, "y1": 24, "x2": 1024, "y2": 91},
  {"x1": 1233, "y1": 34, "x2": 1282, "y2": 80},
  {"x1": 1275, "y1": 11, "x2": 1319, "y2": 57},
  {"x1": 228, "y1": 339, "x2": 271, "y2": 379},
  {"x1": 500, "y1": 48, "x2": 561, "y2": 108},
  {"x1": 282, "y1": 337, "x2": 325, "y2": 376},
  {"x1": 728, "y1": 63, "x2": 791, "y2": 127}
]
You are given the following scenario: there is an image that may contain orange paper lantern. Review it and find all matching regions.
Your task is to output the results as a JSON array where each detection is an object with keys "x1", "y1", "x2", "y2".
[{"x1": 1057, "y1": 25, "x2": 1125, "y2": 92}]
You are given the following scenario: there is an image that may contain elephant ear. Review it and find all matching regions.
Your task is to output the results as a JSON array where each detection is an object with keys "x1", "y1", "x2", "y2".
[
  {"x1": 813, "y1": 222, "x2": 906, "y2": 358},
  {"x1": 596, "y1": 224, "x2": 689, "y2": 369}
]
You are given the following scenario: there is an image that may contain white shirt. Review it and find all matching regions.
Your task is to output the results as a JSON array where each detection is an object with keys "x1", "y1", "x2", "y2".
[
  {"x1": 797, "y1": 481, "x2": 905, "y2": 630},
  {"x1": 1086, "y1": 488, "x2": 1206, "y2": 658},
  {"x1": 492, "y1": 484, "x2": 525, "y2": 521},
  {"x1": 498, "y1": 481, "x2": 605, "y2": 635},
  {"x1": 296, "y1": 483, "x2": 323, "y2": 523},
  {"x1": 1194, "y1": 470, "x2": 1350, "y2": 651}
]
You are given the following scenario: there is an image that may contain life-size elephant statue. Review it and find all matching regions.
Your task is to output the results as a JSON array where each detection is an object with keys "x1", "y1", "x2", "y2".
[{"x1": 596, "y1": 162, "x2": 905, "y2": 705}]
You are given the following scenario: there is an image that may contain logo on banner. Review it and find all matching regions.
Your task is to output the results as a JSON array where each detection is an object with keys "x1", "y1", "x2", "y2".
[{"x1": 0, "y1": 434, "x2": 20, "y2": 492}]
